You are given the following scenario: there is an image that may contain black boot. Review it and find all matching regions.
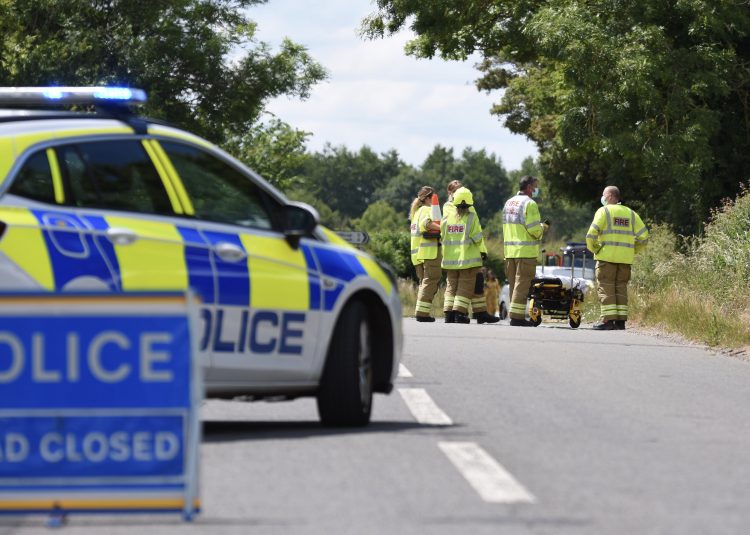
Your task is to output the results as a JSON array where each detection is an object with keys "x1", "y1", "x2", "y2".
[
  {"x1": 592, "y1": 320, "x2": 615, "y2": 330},
  {"x1": 454, "y1": 312, "x2": 471, "y2": 324},
  {"x1": 444, "y1": 311, "x2": 455, "y2": 323},
  {"x1": 509, "y1": 318, "x2": 533, "y2": 327},
  {"x1": 475, "y1": 311, "x2": 500, "y2": 324},
  {"x1": 614, "y1": 320, "x2": 626, "y2": 330},
  {"x1": 416, "y1": 316, "x2": 436, "y2": 323}
]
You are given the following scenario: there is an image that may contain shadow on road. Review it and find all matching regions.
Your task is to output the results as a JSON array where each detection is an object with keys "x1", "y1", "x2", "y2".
[{"x1": 202, "y1": 419, "x2": 457, "y2": 443}]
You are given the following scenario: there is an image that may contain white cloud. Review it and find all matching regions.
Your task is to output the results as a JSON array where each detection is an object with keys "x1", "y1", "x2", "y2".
[{"x1": 248, "y1": 0, "x2": 538, "y2": 170}]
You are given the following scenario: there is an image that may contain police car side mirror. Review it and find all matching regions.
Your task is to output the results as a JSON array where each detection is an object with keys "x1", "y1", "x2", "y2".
[{"x1": 282, "y1": 202, "x2": 319, "y2": 249}]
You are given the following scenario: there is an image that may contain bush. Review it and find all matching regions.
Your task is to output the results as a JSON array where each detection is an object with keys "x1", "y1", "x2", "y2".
[
  {"x1": 366, "y1": 230, "x2": 415, "y2": 280},
  {"x1": 630, "y1": 223, "x2": 680, "y2": 293},
  {"x1": 629, "y1": 185, "x2": 750, "y2": 347}
]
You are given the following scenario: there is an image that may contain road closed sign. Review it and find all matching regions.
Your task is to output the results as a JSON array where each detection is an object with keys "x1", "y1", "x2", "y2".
[{"x1": 0, "y1": 293, "x2": 202, "y2": 520}]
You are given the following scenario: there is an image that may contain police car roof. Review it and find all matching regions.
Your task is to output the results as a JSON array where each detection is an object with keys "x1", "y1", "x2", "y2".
[
  {"x1": 0, "y1": 87, "x2": 169, "y2": 134},
  {"x1": 0, "y1": 107, "x2": 172, "y2": 124},
  {"x1": 0, "y1": 86, "x2": 146, "y2": 106}
]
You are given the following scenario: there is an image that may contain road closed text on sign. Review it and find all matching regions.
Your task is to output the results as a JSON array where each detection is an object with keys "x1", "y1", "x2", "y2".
[{"x1": 0, "y1": 294, "x2": 201, "y2": 517}]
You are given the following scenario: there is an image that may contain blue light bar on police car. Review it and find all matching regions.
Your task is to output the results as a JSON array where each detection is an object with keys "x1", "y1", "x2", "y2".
[{"x1": 0, "y1": 87, "x2": 147, "y2": 106}]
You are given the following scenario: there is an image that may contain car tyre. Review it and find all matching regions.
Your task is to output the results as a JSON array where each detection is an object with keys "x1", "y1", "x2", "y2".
[
  {"x1": 317, "y1": 300, "x2": 373, "y2": 427},
  {"x1": 499, "y1": 301, "x2": 508, "y2": 320}
]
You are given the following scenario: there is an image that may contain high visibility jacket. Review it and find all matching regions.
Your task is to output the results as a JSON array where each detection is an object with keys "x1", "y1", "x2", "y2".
[
  {"x1": 443, "y1": 201, "x2": 488, "y2": 255},
  {"x1": 586, "y1": 203, "x2": 649, "y2": 264},
  {"x1": 410, "y1": 205, "x2": 439, "y2": 265},
  {"x1": 502, "y1": 193, "x2": 543, "y2": 259},
  {"x1": 441, "y1": 205, "x2": 484, "y2": 270}
]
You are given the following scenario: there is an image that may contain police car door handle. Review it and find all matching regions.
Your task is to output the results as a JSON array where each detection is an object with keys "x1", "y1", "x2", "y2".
[
  {"x1": 105, "y1": 227, "x2": 138, "y2": 246},
  {"x1": 214, "y1": 242, "x2": 247, "y2": 263}
]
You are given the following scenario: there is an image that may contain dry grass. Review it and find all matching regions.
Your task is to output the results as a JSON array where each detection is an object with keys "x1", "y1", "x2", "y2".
[
  {"x1": 630, "y1": 287, "x2": 750, "y2": 348},
  {"x1": 398, "y1": 278, "x2": 445, "y2": 318}
]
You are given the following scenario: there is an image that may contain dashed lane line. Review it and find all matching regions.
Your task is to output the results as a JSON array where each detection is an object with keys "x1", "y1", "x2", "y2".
[
  {"x1": 397, "y1": 388, "x2": 452, "y2": 426},
  {"x1": 438, "y1": 441, "x2": 536, "y2": 504},
  {"x1": 397, "y1": 378, "x2": 536, "y2": 505},
  {"x1": 398, "y1": 363, "x2": 413, "y2": 378}
]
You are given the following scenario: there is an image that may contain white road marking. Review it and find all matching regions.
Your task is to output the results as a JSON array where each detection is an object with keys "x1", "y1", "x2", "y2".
[
  {"x1": 438, "y1": 441, "x2": 536, "y2": 504},
  {"x1": 398, "y1": 364, "x2": 413, "y2": 377},
  {"x1": 398, "y1": 388, "x2": 452, "y2": 425}
]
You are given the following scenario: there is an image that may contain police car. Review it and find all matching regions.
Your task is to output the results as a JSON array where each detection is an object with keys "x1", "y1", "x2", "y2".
[{"x1": 0, "y1": 87, "x2": 402, "y2": 426}]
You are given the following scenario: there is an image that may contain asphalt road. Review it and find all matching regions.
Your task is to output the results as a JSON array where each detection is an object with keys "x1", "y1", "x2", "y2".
[{"x1": 4, "y1": 318, "x2": 750, "y2": 534}]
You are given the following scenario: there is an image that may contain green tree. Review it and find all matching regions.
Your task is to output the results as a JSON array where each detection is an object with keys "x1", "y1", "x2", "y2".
[
  {"x1": 508, "y1": 157, "x2": 540, "y2": 189},
  {"x1": 421, "y1": 144, "x2": 458, "y2": 186},
  {"x1": 225, "y1": 116, "x2": 310, "y2": 191},
  {"x1": 419, "y1": 145, "x2": 510, "y2": 222},
  {"x1": 376, "y1": 165, "x2": 424, "y2": 218},
  {"x1": 453, "y1": 147, "x2": 510, "y2": 221},
  {"x1": 0, "y1": 0, "x2": 327, "y2": 144},
  {"x1": 358, "y1": 200, "x2": 402, "y2": 233},
  {"x1": 298, "y1": 144, "x2": 405, "y2": 219},
  {"x1": 363, "y1": 0, "x2": 750, "y2": 234},
  {"x1": 366, "y1": 230, "x2": 414, "y2": 279},
  {"x1": 284, "y1": 188, "x2": 346, "y2": 230}
]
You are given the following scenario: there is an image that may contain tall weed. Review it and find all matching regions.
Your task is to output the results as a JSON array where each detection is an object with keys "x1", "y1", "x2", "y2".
[{"x1": 630, "y1": 185, "x2": 750, "y2": 347}]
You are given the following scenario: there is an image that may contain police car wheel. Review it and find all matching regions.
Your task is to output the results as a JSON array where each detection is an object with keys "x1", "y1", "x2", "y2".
[{"x1": 316, "y1": 300, "x2": 373, "y2": 427}]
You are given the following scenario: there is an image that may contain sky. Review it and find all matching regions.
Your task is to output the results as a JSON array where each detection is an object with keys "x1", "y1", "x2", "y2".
[{"x1": 248, "y1": 0, "x2": 538, "y2": 171}]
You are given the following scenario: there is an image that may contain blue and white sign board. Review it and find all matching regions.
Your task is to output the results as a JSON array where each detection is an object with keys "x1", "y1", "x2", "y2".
[{"x1": 0, "y1": 293, "x2": 202, "y2": 519}]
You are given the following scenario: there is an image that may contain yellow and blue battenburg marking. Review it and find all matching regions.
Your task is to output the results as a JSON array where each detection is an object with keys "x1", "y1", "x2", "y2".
[
  {"x1": 33, "y1": 211, "x2": 119, "y2": 292},
  {"x1": 300, "y1": 245, "x2": 322, "y2": 311},
  {"x1": 201, "y1": 230, "x2": 249, "y2": 306},
  {"x1": 177, "y1": 226, "x2": 216, "y2": 303},
  {"x1": 311, "y1": 246, "x2": 368, "y2": 311},
  {"x1": 1, "y1": 207, "x2": 387, "y2": 316}
]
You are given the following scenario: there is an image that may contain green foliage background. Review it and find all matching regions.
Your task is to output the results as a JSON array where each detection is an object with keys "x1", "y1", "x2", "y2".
[
  {"x1": 363, "y1": 0, "x2": 750, "y2": 236},
  {"x1": 0, "y1": 0, "x2": 326, "y2": 149},
  {"x1": 630, "y1": 186, "x2": 750, "y2": 347}
]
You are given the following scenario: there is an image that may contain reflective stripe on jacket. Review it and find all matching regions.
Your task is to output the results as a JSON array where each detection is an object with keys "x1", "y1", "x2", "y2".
[
  {"x1": 585, "y1": 204, "x2": 649, "y2": 264},
  {"x1": 502, "y1": 194, "x2": 543, "y2": 259},
  {"x1": 441, "y1": 206, "x2": 484, "y2": 270},
  {"x1": 410, "y1": 205, "x2": 439, "y2": 265},
  {"x1": 443, "y1": 200, "x2": 488, "y2": 256}
]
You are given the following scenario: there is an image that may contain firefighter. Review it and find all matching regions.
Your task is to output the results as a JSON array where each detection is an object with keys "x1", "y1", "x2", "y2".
[
  {"x1": 410, "y1": 185, "x2": 442, "y2": 322},
  {"x1": 502, "y1": 175, "x2": 548, "y2": 326},
  {"x1": 441, "y1": 187, "x2": 490, "y2": 324},
  {"x1": 586, "y1": 185, "x2": 649, "y2": 330},
  {"x1": 443, "y1": 181, "x2": 499, "y2": 324}
]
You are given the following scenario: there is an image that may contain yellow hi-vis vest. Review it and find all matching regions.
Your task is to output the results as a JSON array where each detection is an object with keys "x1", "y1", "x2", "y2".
[
  {"x1": 410, "y1": 205, "x2": 439, "y2": 265},
  {"x1": 441, "y1": 206, "x2": 484, "y2": 270},
  {"x1": 443, "y1": 201, "x2": 488, "y2": 256},
  {"x1": 586, "y1": 204, "x2": 649, "y2": 264},
  {"x1": 502, "y1": 194, "x2": 543, "y2": 259}
]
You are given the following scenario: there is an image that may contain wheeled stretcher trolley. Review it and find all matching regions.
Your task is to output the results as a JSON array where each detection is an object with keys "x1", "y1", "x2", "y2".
[{"x1": 526, "y1": 277, "x2": 584, "y2": 328}]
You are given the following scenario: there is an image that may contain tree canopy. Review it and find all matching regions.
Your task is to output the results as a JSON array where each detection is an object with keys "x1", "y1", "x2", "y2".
[
  {"x1": 363, "y1": 0, "x2": 750, "y2": 233},
  {"x1": 290, "y1": 143, "x2": 512, "y2": 228},
  {"x1": 0, "y1": 0, "x2": 326, "y2": 144}
]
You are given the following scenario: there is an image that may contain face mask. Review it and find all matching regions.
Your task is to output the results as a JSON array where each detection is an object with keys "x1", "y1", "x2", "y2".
[
  {"x1": 532, "y1": 187, "x2": 540, "y2": 198},
  {"x1": 600, "y1": 195, "x2": 608, "y2": 206}
]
